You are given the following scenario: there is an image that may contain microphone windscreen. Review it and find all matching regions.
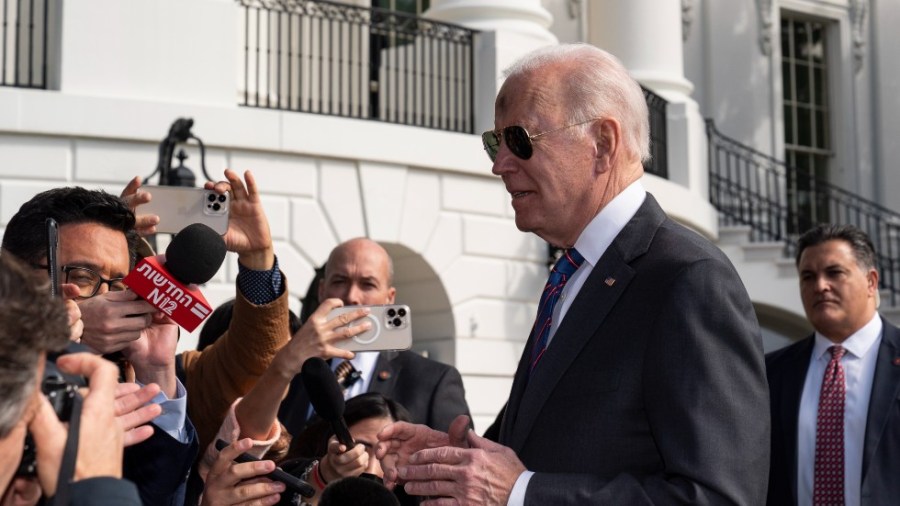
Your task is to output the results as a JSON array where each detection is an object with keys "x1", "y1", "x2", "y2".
[
  {"x1": 164, "y1": 223, "x2": 227, "y2": 285},
  {"x1": 301, "y1": 357, "x2": 345, "y2": 422},
  {"x1": 319, "y1": 476, "x2": 400, "y2": 506}
]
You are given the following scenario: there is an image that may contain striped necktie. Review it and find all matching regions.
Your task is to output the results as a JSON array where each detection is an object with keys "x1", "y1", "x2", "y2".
[
  {"x1": 334, "y1": 360, "x2": 359, "y2": 396},
  {"x1": 529, "y1": 248, "x2": 585, "y2": 371}
]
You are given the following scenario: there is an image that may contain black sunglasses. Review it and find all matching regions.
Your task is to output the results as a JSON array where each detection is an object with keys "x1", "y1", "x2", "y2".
[{"x1": 481, "y1": 118, "x2": 601, "y2": 162}]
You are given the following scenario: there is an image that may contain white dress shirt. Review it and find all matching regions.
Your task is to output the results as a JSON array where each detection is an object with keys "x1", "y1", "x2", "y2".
[
  {"x1": 508, "y1": 181, "x2": 646, "y2": 506},
  {"x1": 797, "y1": 313, "x2": 882, "y2": 506}
]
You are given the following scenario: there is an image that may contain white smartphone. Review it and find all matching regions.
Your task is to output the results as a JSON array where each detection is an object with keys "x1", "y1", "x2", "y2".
[
  {"x1": 138, "y1": 185, "x2": 229, "y2": 235},
  {"x1": 328, "y1": 304, "x2": 413, "y2": 352}
]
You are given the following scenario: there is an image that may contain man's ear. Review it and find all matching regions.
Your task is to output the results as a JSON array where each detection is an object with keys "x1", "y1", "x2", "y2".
[
  {"x1": 868, "y1": 268, "x2": 880, "y2": 294},
  {"x1": 593, "y1": 118, "x2": 622, "y2": 174},
  {"x1": 387, "y1": 287, "x2": 396, "y2": 304}
]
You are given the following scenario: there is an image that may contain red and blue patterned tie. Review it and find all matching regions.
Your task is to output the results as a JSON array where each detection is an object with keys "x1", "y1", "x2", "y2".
[
  {"x1": 813, "y1": 345, "x2": 846, "y2": 506},
  {"x1": 529, "y1": 248, "x2": 585, "y2": 371}
]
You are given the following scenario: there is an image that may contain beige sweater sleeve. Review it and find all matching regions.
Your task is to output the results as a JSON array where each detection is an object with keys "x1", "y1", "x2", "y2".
[{"x1": 181, "y1": 279, "x2": 291, "y2": 452}]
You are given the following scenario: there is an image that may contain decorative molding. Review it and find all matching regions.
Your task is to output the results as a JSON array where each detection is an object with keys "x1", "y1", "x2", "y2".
[
  {"x1": 682, "y1": 0, "x2": 695, "y2": 42},
  {"x1": 756, "y1": 0, "x2": 774, "y2": 55},
  {"x1": 850, "y1": 0, "x2": 868, "y2": 72}
]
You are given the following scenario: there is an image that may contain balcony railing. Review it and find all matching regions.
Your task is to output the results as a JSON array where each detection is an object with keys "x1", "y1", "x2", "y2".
[
  {"x1": 707, "y1": 120, "x2": 900, "y2": 305},
  {"x1": 642, "y1": 86, "x2": 668, "y2": 179},
  {"x1": 1, "y1": 0, "x2": 51, "y2": 88},
  {"x1": 237, "y1": 0, "x2": 476, "y2": 133}
]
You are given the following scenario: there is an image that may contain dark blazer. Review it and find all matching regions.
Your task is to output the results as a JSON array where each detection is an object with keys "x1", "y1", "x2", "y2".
[
  {"x1": 495, "y1": 195, "x2": 769, "y2": 505},
  {"x1": 69, "y1": 477, "x2": 142, "y2": 506},
  {"x1": 123, "y1": 418, "x2": 199, "y2": 506},
  {"x1": 279, "y1": 350, "x2": 470, "y2": 436},
  {"x1": 766, "y1": 316, "x2": 900, "y2": 505}
]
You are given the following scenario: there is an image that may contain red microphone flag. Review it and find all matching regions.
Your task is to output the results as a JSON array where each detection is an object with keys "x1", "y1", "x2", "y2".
[{"x1": 123, "y1": 256, "x2": 212, "y2": 332}]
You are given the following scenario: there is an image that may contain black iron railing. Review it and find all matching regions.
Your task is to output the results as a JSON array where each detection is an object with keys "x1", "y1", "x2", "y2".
[
  {"x1": 237, "y1": 0, "x2": 476, "y2": 134},
  {"x1": 642, "y1": 86, "x2": 667, "y2": 179},
  {"x1": 707, "y1": 120, "x2": 900, "y2": 305},
  {"x1": 1, "y1": 0, "x2": 51, "y2": 88}
]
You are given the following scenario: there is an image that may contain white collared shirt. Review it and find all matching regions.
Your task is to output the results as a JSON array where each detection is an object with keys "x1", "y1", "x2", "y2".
[
  {"x1": 797, "y1": 313, "x2": 882, "y2": 506},
  {"x1": 508, "y1": 181, "x2": 646, "y2": 506}
]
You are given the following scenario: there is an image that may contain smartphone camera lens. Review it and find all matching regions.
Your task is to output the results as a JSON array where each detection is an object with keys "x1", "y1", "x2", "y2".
[
  {"x1": 398, "y1": 308, "x2": 407, "y2": 317},
  {"x1": 207, "y1": 193, "x2": 216, "y2": 202},
  {"x1": 211, "y1": 203, "x2": 221, "y2": 211},
  {"x1": 387, "y1": 308, "x2": 396, "y2": 317},
  {"x1": 392, "y1": 317, "x2": 402, "y2": 327},
  {"x1": 218, "y1": 194, "x2": 227, "y2": 203}
]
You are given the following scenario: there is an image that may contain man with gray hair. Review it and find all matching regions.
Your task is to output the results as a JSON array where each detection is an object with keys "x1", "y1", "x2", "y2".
[
  {"x1": 0, "y1": 252, "x2": 141, "y2": 504},
  {"x1": 377, "y1": 43, "x2": 769, "y2": 505}
]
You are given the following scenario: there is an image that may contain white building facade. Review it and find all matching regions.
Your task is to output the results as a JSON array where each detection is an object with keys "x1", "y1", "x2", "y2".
[{"x1": 1, "y1": 0, "x2": 897, "y2": 430}]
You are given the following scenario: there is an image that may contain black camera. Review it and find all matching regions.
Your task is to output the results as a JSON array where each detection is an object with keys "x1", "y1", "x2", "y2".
[{"x1": 16, "y1": 345, "x2": 87, "y2": 477}]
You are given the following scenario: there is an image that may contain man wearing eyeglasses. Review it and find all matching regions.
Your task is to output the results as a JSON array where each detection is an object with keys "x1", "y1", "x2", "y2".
[
  {"x1": 376, "y1": 44, "x2": 769, "y2": 505},
  {"x1": 1, "y1": 186, "x2": 198, "y2": 505}
]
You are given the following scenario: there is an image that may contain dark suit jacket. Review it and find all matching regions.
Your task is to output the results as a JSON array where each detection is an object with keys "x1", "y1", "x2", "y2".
[
  {"x1": 69, "y1": 477, "x2": 142, "y2": 506},
  {"x1": 279, "y1": 350, "x2": 470, "y2": 436},
  {"x1": 766, "y1": 316, "x2": 900, "y2": 505},
  {"x1": 123, "y1": 418, "x2": 198, "y2": 506},
  {"x1": 495, "y1": 195, "x2": 769, "y2": 505}
]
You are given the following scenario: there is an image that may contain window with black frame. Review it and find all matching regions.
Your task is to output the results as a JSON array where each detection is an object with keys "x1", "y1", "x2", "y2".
[{"x1": 781, "y1": 15, "x2": 833, "y2": 234}]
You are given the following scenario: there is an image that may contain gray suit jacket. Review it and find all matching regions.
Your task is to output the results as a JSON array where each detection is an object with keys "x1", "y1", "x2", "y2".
[
  {"x1": 496, "y1": 195, "x2": 770, "y2": 505},
  {"x1": 766, "y1": 316, "x2": 900, "y2": 505}
]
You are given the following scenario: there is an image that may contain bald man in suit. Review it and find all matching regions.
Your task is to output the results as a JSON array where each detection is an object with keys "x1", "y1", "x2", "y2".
[{"x1": 278, "y1": 238, "x2": 469, "y2": 435}]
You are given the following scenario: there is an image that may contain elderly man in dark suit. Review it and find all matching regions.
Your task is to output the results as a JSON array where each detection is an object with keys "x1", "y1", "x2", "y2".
[
  {"x1": 767, "y1": 224, "x2": 900, "y2": 505},
  {"x1": 375, "y1": 43, "x2": 770, "y2": 505}
]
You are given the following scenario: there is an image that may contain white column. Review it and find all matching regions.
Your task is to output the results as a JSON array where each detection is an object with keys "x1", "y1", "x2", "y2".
[
  {"x1": 590, "y1": 0, "x2": 710, "y2": 225},
  {"x1": 589, "y1": 0, "x2": 692, "y2": 98},
  {"x1": 425, "y1": 0, "x2": 558, "y2": 134}
]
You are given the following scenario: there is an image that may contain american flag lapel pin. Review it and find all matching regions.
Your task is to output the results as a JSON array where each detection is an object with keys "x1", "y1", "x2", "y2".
[{"x1": 604, "y1": 277, "x2": 616, "y2": 286}]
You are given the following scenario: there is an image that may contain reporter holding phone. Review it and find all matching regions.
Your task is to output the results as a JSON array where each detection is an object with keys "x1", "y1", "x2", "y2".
[{"x1": 278, "y1": 238, "x2": 470, "y2": 437}]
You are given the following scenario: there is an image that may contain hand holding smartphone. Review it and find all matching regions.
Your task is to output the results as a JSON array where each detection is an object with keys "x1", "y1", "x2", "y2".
[
  {"x1": 213, "y1": 439, "x2": 315, "y2": 498},
  {"x1": 327, "y1": 304, "x2": 413, "y2": 352},
  {"x1": 137, "y1": 185, "x2": 229, "y2": 235},
  {"x1": 46, "y1": 218, "x2": 61, "y2": 297}
]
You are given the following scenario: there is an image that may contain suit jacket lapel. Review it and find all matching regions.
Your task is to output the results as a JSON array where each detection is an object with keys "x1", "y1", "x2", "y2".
[
  {"x1": 862, "y1": 318, "x2": 900, "y2": 480},
  {"x1": 504, "y1": 195, "x2": 666, "y2": 453},
  {"x1": 368, "y1": 351, "x2": 399, "y2": 396}
]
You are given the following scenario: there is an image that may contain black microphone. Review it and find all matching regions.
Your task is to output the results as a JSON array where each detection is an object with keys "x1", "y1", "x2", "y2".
[
  {"x1": 301, "y1": 357, "x2": 355, "y2": 448},
  {"x1": 164, "y1": 223, "x2": 227, "y2": 285},
  {"x1": 214, "y1": 439, "x2": 314, "y2": 498},
  {"x1": 319, "y1": 475, "x2": 400, "y2": 506},
  {"x1": 123, "y1": 223, "x2": 227, "y2": 331}
]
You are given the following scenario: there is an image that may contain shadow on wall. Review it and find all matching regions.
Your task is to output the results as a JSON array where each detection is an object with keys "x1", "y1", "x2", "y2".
[{"x1": 382, "y1": 242, "x2": 456, "y2": 365}]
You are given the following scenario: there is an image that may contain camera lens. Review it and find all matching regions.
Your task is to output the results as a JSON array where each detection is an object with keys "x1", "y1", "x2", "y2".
[
  {"x1": 212, "y1": 203, "x2": 221, "y2": 211},
  {"x1": 392, "y1": 317, "x2": 402, "y2": 327},
  {"x1": 387, "y1": 308, "x2": 396, "y2": 317},
  {"x1": 218, "y1": 194, "x2": 227, "y2": 203},
  {"x1": 398, "y1": 308, "x2": 407, "y2": 317},
  {"x1": 208, "y1": 193, "x2": 216, "y2": 202}
]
